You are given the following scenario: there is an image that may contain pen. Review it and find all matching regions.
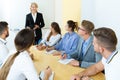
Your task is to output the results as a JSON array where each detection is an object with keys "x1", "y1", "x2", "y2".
[{"x1": 46, "y1": 66, "x2": 49, "y2": 69}]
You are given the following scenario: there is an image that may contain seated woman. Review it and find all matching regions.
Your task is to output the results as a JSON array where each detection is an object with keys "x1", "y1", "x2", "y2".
[
  {"x1": 46, "y1": 20, "x2": 80, "y2": 56},
  {"x1": 0, "y1": 29, "x2": 52, "y2": 80},
  {"x1": 37, "y1": 22, "x2": 61, "y2": 50},
  {"x1": 61, "y1": 20, "x2": 102, "y2": 68}
]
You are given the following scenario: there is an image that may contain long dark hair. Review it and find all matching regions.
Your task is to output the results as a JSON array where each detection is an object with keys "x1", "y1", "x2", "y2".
[
  {"x1": 47, "y1": 22, "x2": 61, "y2": 41},
  {"x1": 0, "y1": 29, "x2": 34, "y2": 80}
]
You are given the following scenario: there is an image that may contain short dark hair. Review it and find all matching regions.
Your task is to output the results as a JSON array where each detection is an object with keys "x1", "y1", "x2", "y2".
[
  {"x1": 93, "y1": 27, "x2": 117, "y2": 52},
  {"x1": 0, "y1": 21, "x2": 8, "y2": 35},
  {"x1": 67, "y1": 20, "x2": 77, "y2": 31},
  {"x1": 81, "y1": 20, "x2": 94, "y2": 34}
]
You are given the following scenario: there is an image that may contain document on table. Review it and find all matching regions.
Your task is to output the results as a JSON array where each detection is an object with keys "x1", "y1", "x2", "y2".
[
  {"x1": 46, "y1": 50, "x2": 56, "y2": 54},
  {"x1": 58, "y1": 59, "x2": 74, "y2": 64},
  {"x1": 39, "y1": 71, "x2": 54, "y2": 80}
]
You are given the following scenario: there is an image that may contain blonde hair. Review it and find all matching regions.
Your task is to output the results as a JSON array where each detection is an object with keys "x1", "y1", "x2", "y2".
[
  {"x1": 31, "y1": 2, "x2": 38, "y2": 8},
  {"x1": 0, "y1": 52, "x2": 19, "y2": 80}
]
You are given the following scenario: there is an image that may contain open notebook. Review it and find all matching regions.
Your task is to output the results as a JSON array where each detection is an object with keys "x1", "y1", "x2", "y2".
[{"x1": 39, "y1": 71, "x2": 54, "y2": 80}]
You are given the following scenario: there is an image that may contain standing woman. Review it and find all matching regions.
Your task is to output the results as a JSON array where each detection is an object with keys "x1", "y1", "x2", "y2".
[
  {"x1": 0, "y1": 29, "x2": 51, "y2": 80},
  {"x1": 25, "y1": 2, "x2": 45, "y2": 44}
]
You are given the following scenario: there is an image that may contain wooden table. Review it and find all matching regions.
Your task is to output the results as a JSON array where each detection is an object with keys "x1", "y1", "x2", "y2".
[{"x1": 30, "y1": 46, "x2": 105, "y2": 80}]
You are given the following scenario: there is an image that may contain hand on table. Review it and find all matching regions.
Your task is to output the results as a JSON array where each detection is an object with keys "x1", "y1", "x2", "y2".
[
  {"x1": 46, "y1": 47, "x2": 54, "y2": 52},
  {"x1": 71, "y1": 74, "x2": 81, "y2": 80},
  {"x1": 60, "y1": 54, "x2": 67, "y2": 59},
  {"x1": 36, "y1": 45, "x2": 46, "y2": 50},
  {"x1": 43, "y1": 66, "x2": 52, "y2": 80},
  {"x1": 69, "y1": 60, "x2": 79, "y2": 67},
  {"x1": 52, "y1": 51, "x2": 61, "y2": 56},
  {"x1": 44, "y1": 66, "x2": 52, "y2": 77}
]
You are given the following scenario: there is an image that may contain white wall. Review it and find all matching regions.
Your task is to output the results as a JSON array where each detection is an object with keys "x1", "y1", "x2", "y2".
[
  {"x1": 0, "y1": 0, "x2": 55, "y2": 29},
  {"x1": 81, "y1": 0, "x2": 120, "y2": 50},
  {"x1": 55, "y1": 0, "x2": 62, "y2": 27},
  {"x1": 0, "y1": 0, "x2": 55, "y2": 50}
]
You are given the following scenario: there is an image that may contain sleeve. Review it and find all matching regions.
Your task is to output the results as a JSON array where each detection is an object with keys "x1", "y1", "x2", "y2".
[
  {"x1": 0, "y1": 46, "x2": 9, "y2": 66},
  {"x1": 25, "y1": 15, "x2": 30, "y2": 28},
  {"x1": 47, "y1": 34, "x2": 61, "y2": 46},
  {"x1": 40, "y1": 30, "x2": 50, "y2": 44},
  {"x1": 54, "y1": 34, "x2": 66, "y2": 50},
  {"x1": 39, "y1": 13, "x2": 45, "y2": 28},
  {"x1": 21, "y1": 56, "x2": 39, "y2": 80},
  {"x1": 67, "y1": 48, "x2": 79, "y2": 59},
  {"x1": 65, "y1": 36, "x2": 79, "y2": 54},
  {"x1": 80, "y1": 52, "x2": 102, "y2": 68}
]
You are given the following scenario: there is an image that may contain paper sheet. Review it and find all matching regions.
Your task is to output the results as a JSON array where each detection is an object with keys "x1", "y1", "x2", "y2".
[{"x1": 58, "y1": 59, "x2": 74, "y2": 64}]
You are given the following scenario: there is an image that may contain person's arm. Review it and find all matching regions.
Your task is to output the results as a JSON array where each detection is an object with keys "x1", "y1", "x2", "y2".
[
  {"x1": 71, "y1": 61, "x2": 104, "y2": 80},
  {"x1": 65, "y1": 37, "x2": 79, "y2": 55},
  {"x1": 40, "y1": 31, "x2": 50, "y2": 44},
  {"x1": 80, "y1": 52, "x2": 102, "y2": 68},
  {"x1": 25, "y1": 15, "x2": 31, "y2": 29},
  {"x1": 61, "y1": 36, "x2": 80, "y2": 59},
  {"x1": 39, "y1": 13, "x2": 45, "y2": 28},
  {"x1": 43, "y1": 67, "x2": 52, "y2": 80},
  {"x1": 54, "y1": 35, "x2": 64, "y2": 50},
  {"x1": 79, "y1": 61, "x2": 104, "y2": 77},
  {"x1": 47, "y1": 34, "x2": 61, "y2": 46}
]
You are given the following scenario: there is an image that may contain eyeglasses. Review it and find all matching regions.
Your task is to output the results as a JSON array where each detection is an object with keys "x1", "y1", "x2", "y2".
[{"x1": 78, "y1": 27, "x2": 86, "y2": 31}]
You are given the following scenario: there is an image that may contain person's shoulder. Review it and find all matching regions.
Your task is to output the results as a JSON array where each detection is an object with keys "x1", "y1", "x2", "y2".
[
  {"x1": 15, "y1": 51, "x2": 31, "y2": 63},
  {"x1": 26, "y1": 13, "x2": 31, "y2": 16},
  {"x1": 37, "y1": 12, "x2": 43, "y2": 15},
  {"x1": 56, "y1": 34, "x2": 61, "y2": 37},
  {"x1": 73, "y1": 32, "x2": 79, "y2": 38}
]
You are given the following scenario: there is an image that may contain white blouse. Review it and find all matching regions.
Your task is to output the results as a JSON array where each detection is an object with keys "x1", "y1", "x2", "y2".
[
  {"x1": 40, "y1": 31, "x2": 61, "y2": 46},
  {"x1": 7, "y1": 51, "x2": 39, "y2": 80}
]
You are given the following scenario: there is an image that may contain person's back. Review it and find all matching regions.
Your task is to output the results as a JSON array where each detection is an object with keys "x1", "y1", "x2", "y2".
[
  {"x1": 7, "y1": 51, "x2": 39, "y2": 80},
  {"x1": 0, "y1": 21, "x2": 9, "y2": 67},
  {"x1": 56, "y1": 32, "x2": 79, "y2": 53},
  {"x1": 102, "y1": 51, "x2": 120, "y2": 80},
  {"x1": 0, "y1": 29, "x2": 52, "y2": 80}
]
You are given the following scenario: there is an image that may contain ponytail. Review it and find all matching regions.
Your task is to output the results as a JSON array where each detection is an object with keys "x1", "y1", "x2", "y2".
[
  {"x1": 0, "y1": 51, "x2": 20, "y2": 80},
  {"x1": 67, "y1": 20, "x2": 78, "y2": 31}
]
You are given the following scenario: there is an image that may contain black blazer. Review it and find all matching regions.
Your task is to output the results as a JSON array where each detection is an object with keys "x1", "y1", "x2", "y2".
[{"x1": 25, "y1": 12, "x2": 45, "y2": 39}]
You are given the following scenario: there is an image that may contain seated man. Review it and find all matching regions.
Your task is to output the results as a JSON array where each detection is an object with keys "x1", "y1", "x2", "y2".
[
  {"x1": 71, "y1": 27, "x2": 120, "y2": 80},
  {"x1": 61, "y1": 20, "x2": 102, "y2": 68},
  {"x1": 0, "y1": 21, "x2": 9, "y2": 67}
]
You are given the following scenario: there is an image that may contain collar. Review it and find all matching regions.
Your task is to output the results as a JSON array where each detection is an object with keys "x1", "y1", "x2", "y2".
[
  {"x1": 106, "y1": 50, "x2": 118, "y2": 64},
  {"x1": 84, "y1": 36, "x2": 91, "y2": 45},
  {"x1": 68, "y1": 32, "x2": 75, "y2": 36},
  {"x1": 32, "y1": 13, "x2": 37, "y2": 16},
  {"x1": 0, "y1": 38, "x2": 7, "y2": 45},
  {"x1": 82, "y1": 35, "x2": 93, "y2": 44}
]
